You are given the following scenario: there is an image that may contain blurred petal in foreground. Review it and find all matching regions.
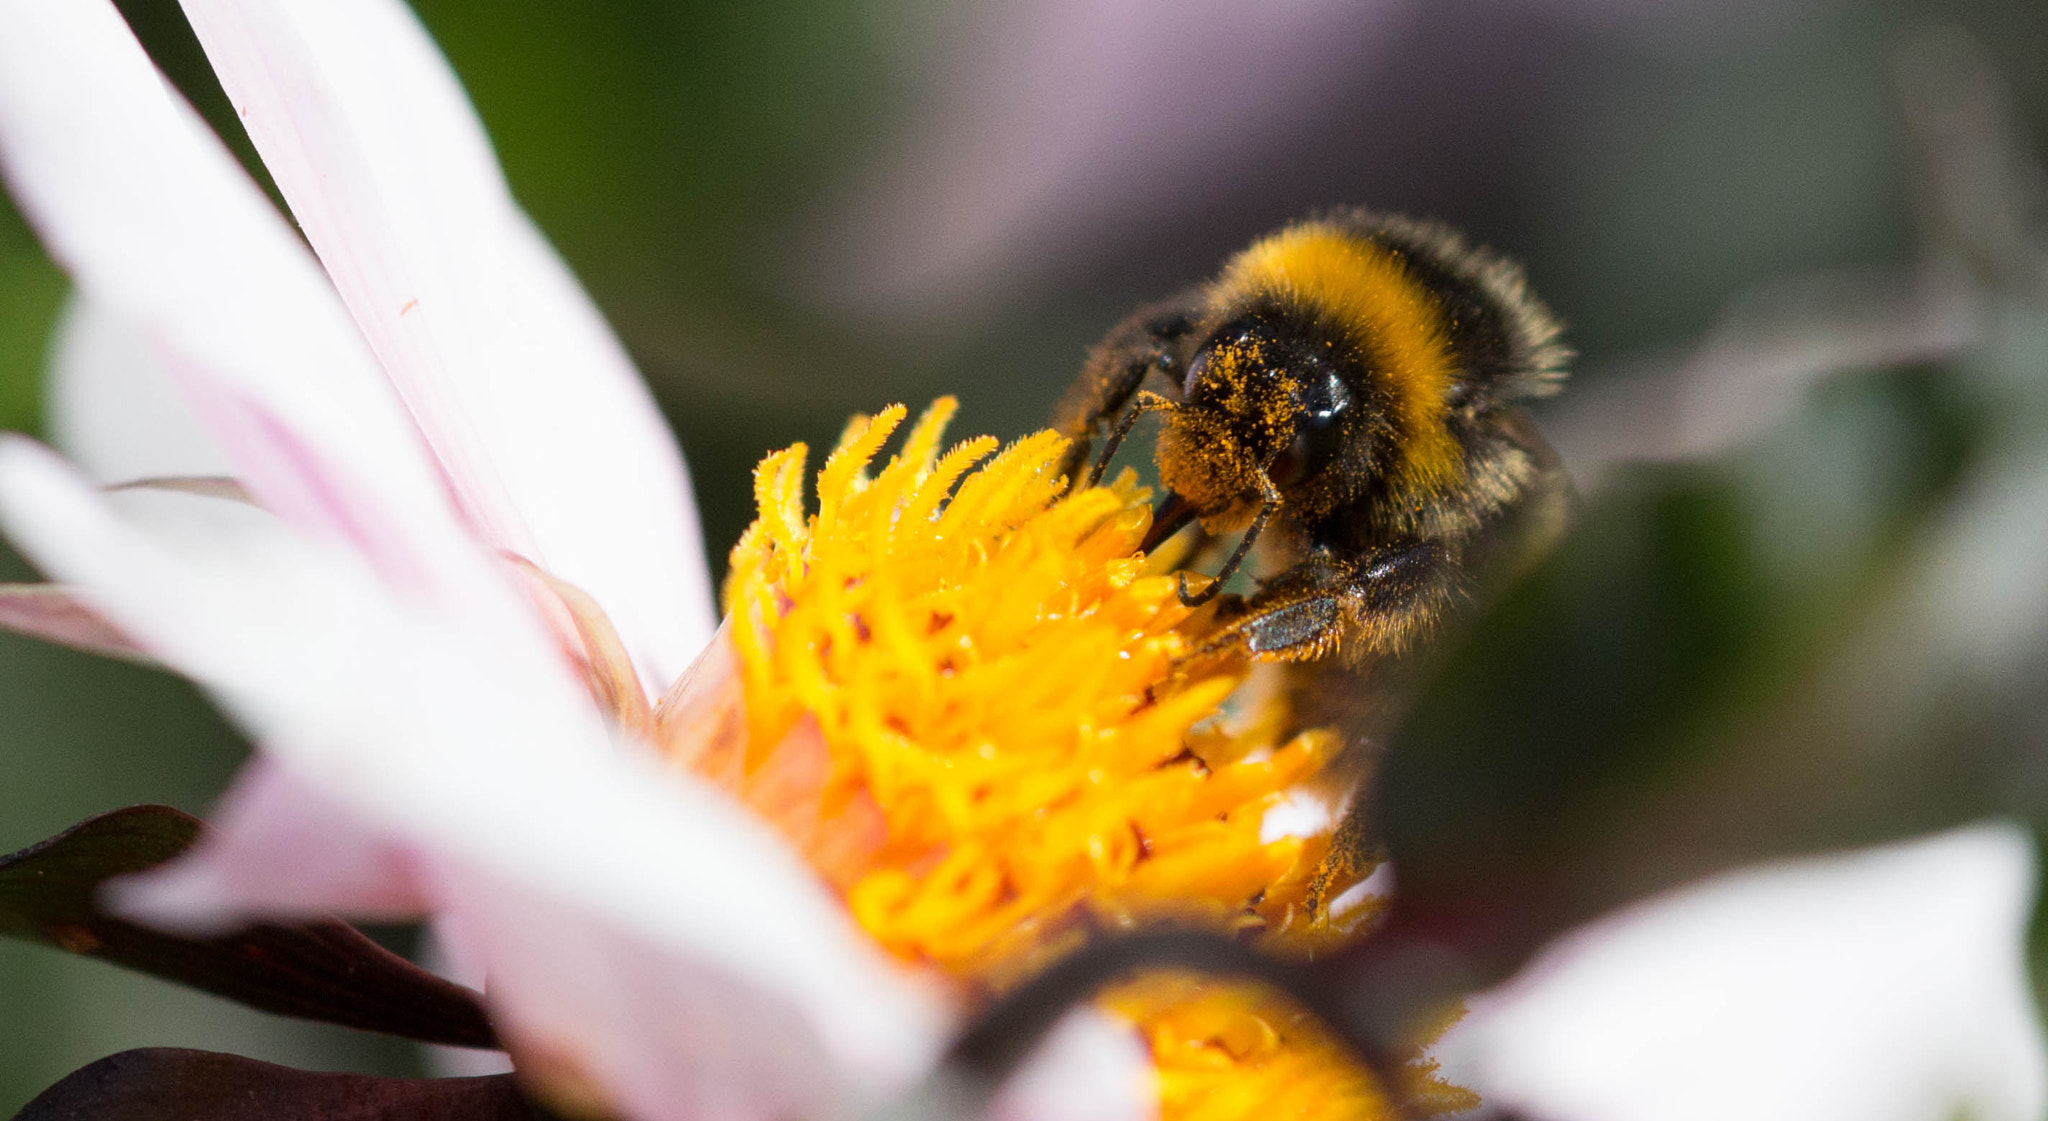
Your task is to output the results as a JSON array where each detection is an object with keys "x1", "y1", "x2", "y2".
[{"x1": 1441, "y1": 822, "x2": 2048, "y2": 1121}]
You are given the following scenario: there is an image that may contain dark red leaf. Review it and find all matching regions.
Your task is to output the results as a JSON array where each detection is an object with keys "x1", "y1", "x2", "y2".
[
  {"x1": 11, "y1": 1049, "x2": 548, "y2": 1121},
  {"x1": 0, "y1": 806, "x2": 495, "y2": 1048}
]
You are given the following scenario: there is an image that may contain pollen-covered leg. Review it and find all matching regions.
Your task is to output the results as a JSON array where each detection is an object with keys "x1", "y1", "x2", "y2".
[
  {"x1": 1200, "y1": 541, "x2": 1462, "y2": 663},
  {"x1": 1053, "y1": 297, "x2": 1201, "y2": 486}
]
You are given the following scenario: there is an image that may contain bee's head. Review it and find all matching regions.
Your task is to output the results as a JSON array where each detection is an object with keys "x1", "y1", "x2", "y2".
[{"x1": 1155, "y1": 316, "x2": 1380, "y2": 529}]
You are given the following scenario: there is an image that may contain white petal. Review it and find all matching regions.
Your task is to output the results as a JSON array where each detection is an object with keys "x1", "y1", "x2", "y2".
[
  {"x1": 421, "y1": 913, "x2": 517, "y2": 1077},
  {"x1": 989, "y1": 1010, "x2": 1156, "y2": 1121},
  {"x1": 0, "y1": 438, "x2": 945, "y2": 1108},
  {"x1": 0, "y1": 0, "x2": 484, "y2": 602},
  {"x1": 1441, "y1": 823, "x2": 2048, "y2": 1121},
  {"x1": 178, "y1": 0, "x2": 715, "y2": 688},
  {"x1": 47, "y1": 293, "x2": 233, "y2": 484},
  {"x1": 440, "y1": 868, "x2": 862, "y2": 1120},
  {"x1": 116, "y1": 757, "x2": 431, "y2": 920}
]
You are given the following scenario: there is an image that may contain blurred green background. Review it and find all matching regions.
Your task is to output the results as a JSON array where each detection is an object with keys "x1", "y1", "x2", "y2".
[{"x1": 4, "y1": 0, "x2": 2048, "y2": 1110}]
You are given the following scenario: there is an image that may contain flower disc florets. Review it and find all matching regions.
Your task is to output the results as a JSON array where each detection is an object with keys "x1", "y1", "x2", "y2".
[{"x1": 663, "y1": 398, "x2": 1471, "y2": 1119}]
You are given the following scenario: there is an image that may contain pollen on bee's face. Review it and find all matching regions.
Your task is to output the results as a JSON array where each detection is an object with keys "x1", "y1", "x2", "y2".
[
  {"x1": 649, "y1": 398, "x2": 1473, "y2": 1120},
  {"x1": 1155, "y1": 406, "x2": 1272, "y2": 526}
]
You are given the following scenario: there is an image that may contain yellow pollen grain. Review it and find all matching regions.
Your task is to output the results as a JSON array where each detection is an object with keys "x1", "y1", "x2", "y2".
[
  {"x1": 708, "y1": 398, "x2": 1471, "y2": 1120},
  {"x1": 1219, "y1": 223, "x2": 1463, "y2": 494}
]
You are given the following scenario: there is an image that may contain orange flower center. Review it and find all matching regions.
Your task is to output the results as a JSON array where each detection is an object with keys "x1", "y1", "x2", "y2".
[{"x1": 656, "y1": 398, "x2": 1472, "y2": 1120}]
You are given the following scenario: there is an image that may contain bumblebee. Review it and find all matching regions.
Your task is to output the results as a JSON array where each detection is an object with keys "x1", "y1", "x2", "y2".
[{"x1": 1056, "y1": 210, "x2": 1571, "y2": 847}]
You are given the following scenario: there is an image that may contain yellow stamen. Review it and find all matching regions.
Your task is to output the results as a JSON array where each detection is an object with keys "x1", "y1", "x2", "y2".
[
  {"x1": 681, "y1": 398, "x2": 1470, "y2": 1118},
  {"x1": 1105, "y1": 976, "x2": 1479, "y2": 1121}
]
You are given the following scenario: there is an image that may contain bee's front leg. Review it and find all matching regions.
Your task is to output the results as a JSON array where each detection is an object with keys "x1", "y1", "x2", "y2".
[{"x1": 1052, "y1": 297, "x2": 1202, "y2": 487}]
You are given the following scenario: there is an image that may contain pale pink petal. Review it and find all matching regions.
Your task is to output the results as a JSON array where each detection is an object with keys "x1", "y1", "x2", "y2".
[
  {"x1": 421, "y1": 913, "x2": 517, "y2": 1077},
  {"x1": 125, "y1": 749, "x2": 505, "y2": 1082},
  {"x1": 509, "y1": 556, "x2": 652, "y2": 736},
  {"x1": 0, "y1": 437, "x2": 945, "y2": 1110},
  {"x1": 422, "y1": 910, "x2": 492, "y2": 996},
  {"x1": 115, "y1": 757, "x2": 430, "y2": 921},
  {"x1": 0, "y1": 582, "x2": 149, "y2": 661},
  {"x1": 989, "y1": 1010, "x2": 1156, "y2": 1121},
  {"x1": 439, "y1": 869, "x2": 856, "y2": 1120},
  {"x1": 139, "y1": 766, "x2": 897, "y2": 1114},
  {"x1": 880, "y1": 1010, "x2": 1153, "y2": 1121},
  {"x1": 47, "y1": 293, "x2": 234, "y2": 485},
  {"x1": 179, "y1": 0, "x2": 715, "y2": 688},
  {"x1": 1440, "y1": 823, "x2": 2048, "y2": 1121},
  {"x1": 0, "y1": 0, "x2": 487, "y2": 606}
]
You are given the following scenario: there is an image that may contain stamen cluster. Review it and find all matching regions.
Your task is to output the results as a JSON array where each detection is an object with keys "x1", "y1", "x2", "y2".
[{"x1": 681, "y1": 399, "x2": 1471, "y2": 1118}]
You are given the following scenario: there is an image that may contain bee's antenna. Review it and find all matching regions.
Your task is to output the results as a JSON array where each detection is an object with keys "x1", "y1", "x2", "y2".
[
  {"x1": 1178, "y1": 471, "x2": 1280, "y2": 608},
  {"x1": 1087, "y1": 391, "x2": 1174, "y2": 488}
]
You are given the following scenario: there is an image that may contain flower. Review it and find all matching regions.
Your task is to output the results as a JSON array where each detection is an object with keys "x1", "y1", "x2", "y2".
[
  {"x1": 0, "y1": 0, "x2": 1437, "y2": 1115},
  {"x1": 0, "y1": 0, "x2": 942, "y2": 1115},
  {"x1": 698, "y1": 399, "x2": 1473, "y2": 1115},
  {"x1": 0, "y1": 2, "x2": 2042, "y2": 1121}
]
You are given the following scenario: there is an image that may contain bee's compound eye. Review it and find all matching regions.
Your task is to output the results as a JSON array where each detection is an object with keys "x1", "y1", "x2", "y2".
[
  {"x1": 1295, "y1": 368, "x2": 1350, "y2": 425},
  {"x1": 1272, "y1": 371, "x2": 1350, "y2": 487},
  {"x1": 1181, "y1": 348, "x2": 1210, "y2": 397}
]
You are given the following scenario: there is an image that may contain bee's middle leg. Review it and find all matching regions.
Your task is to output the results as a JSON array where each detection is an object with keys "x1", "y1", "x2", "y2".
[{"x1": 1200, "y1": 542, "x2": 1461, "y2": 663}]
